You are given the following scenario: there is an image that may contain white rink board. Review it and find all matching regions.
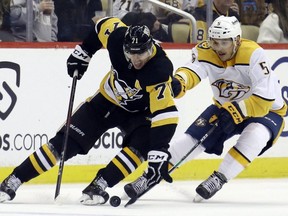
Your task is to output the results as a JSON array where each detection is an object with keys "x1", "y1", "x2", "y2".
[{"x1": 0, "y1": 47, "x2": 287, "y2": 166}]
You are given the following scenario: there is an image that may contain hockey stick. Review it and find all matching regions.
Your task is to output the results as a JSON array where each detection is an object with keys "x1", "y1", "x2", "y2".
[
  {"x1": 54, "y1": 70, "x2": 78, "y2": 200},
  {"x1": 124, "y1": 122, "x2": 218, "y2": 207}
]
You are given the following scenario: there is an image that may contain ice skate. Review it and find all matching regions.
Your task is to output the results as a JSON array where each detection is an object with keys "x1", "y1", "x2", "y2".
[
  {"x1": 193, "y1": 171, "x2": 227, "y2": 202},
  {"x1": 80, "y1": 175, "x2": 109, "y2": 205},
  {"x1": 124, "y1": 175, "x2": 148, "y2": 199},
  {"x1": 0, "y1": 174, "x2": 22, "y2": 203}
]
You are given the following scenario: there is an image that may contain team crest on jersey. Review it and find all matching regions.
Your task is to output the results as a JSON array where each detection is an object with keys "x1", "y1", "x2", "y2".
[
  {"x1": 111, "y1": 70, "x2": 143, "y2": 105},
  {"x1": 197, "y1": 41, "x2": 210, "y2": 49},
  {"x1": 195, "y1": 117, "x2": 207, "y2": 127},
  {"x1": 212, "y1": 79, "x2": 250, "y2": 100}
]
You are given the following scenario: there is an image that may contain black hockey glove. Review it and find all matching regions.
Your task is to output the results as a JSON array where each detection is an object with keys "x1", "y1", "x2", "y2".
[
  {"x1": 67, "y1": 45, "x2": 91, "y2": 80},
  {"x1": 145, "y1": 150, "x2": 173, "y2": 187},
  {"x1": 217, "y1": 101, "x2": 245, "y2": 134},
  {"x1": 171, "y1": 74, "x2": 186, "y2": 99}
]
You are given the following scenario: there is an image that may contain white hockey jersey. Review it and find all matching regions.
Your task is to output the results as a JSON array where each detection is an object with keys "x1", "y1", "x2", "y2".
[{"x1": 176, "y1": 39, "x2": 287, "y2": 117}]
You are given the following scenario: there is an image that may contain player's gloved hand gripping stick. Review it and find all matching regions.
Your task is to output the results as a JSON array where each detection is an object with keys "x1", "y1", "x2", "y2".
[
  {"x1": 54, "y1": 70, "x2": 78, "y2": 200},
  {"x1": 124, "y1": 121, "x2": 219, "y2": 207}
]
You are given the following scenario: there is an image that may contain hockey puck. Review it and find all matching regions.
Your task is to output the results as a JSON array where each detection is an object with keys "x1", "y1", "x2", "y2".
[{"x1": 110, "y1": 196, "x2": 121, "y2": 207}]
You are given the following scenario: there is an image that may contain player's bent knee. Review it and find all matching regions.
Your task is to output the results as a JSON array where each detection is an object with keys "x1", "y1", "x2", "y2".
[
  {"x1": 169, "y1": 133, "x2": 203, "y2": 165},
  {"x1": 235, "y1": 123, "x2": 272, "y2": 160},
  {"x1": 49, "y1": 133, "x2": 83, "y2": 160}
]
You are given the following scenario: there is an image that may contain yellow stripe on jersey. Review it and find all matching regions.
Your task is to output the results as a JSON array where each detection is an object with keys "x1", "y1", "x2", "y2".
[
  {"x1": 146, "y1": 78, "x2": 178, "y2": 127},
  {"x1": 196, "y1": 40, "x2": 260, "y2": 67},
  {"x1": 96, "y1": 17, "x2": 126, "y2": 48},
  {"x1": 152, "y1": 114, "x2": 178, "y2": 128},
  {"x1": 112, "y1": 158, "x2": 129, "y2": 177},
  {"x1": 146, "y1": 80, "x2": 175, "y2": 114},
  {"x1": 228, "y1": 147, "x2": 250, "y2": 168},
  {"x1": 123, "y1": 147, "x2": 142, "y2": 166},
  {"x1": 149, "y1": 44, "x2": 157, "y2": 60},
  {"x1": 29, "y1": 154, "x2": 44, "y2": 174},
  {"x1": 175, "y1": 67, "x2": 201, "y2": 90},
  {"x1": 272, "y1": 119, "x2": 285, "y2": 144},
  {"x1": 234, "y1": 39, "x2": 261, "y2": 64},
  {"x1": 244, "y1": 94, "x2": 274, "y2": 117},
  {"x1": 42, "y1": 144, "x2": 57, "y2": 166},
  {"x1": 152, "y1": 117, "x2": 178, "y2": 128},
  {"x1": 272, "y1": 102, "x2": 287, "y2": 117},
  {"x1": 197, "y1": 41, "x2": 223, "y2": 66}
]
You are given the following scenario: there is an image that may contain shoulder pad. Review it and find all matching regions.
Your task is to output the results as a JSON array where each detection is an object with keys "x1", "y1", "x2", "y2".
[{"x1": 96, "y1": 17, "x2": 127, "y2": 48}]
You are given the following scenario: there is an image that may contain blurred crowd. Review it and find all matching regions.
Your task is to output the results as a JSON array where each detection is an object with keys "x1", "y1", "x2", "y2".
[{"x1": 0, "y1": 0, "x2": 287, "y2": 43}]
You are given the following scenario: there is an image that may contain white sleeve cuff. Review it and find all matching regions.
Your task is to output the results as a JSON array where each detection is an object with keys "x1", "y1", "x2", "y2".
[{"x1": 238, "y1": 100, "x2": 248, "y2": 117}]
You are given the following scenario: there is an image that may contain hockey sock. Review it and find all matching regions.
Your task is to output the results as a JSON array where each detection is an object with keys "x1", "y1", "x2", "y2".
[
  {"x1": 12, "y1": 143, "x2": 59, "y2": 183},
  {"x1": 100, "y1": 147, "x2": 144, "y2": 187},
  {"x1": 218, "y1": 123, "x2": 270, "y2": 180},
  {"x1": 218, "y1": 147, "x2": 249, "y2": 180}
]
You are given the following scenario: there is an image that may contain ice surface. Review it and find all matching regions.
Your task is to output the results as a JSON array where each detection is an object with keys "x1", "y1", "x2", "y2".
[{"x1": 0, "y1": 179, "x2": 287, "y2": 216}]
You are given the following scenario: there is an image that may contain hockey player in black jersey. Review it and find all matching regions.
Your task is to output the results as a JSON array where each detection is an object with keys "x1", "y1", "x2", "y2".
[{"x1": 0, "y1": 17, "x2": 178, "y2": 205}]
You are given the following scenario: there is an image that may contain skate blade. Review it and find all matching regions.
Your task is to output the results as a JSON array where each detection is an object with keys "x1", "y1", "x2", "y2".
[
  {"x1": 193, "y1": 194, "x2": 204, "y2": 203},
  {"x1": 124, "y1": 197, "x2": 137, "y2": 207},
  {"x1": 0, "y1": 192, "x2": 11, "y2": 203},
  {"x1": 80, "y1": 194, "x2": 104, "y2": 206}
]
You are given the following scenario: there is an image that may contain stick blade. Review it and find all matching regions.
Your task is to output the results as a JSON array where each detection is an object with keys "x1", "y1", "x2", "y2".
[
  {"x1": 124, "y1": 197, "x2": 137, "y2": 208},
  {"x1": 54, "y1": 190, "x2": 60, "y2": 201}
]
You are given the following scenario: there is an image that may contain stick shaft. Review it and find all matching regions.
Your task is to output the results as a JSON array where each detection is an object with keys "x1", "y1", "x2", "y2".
[
  {"x1": 125, "y1": 122, "x2": 218, "y2": 207},
  {"x1": 169, "y1": 122, "x2": 218, "y2": 174},
  {"x1": 54, "y1": 70, "x2": 78, "y2": 200}
]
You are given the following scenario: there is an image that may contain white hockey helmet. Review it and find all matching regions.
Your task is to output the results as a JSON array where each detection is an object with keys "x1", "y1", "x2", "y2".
[{"x1": 208, "y1": 16, "x2": 242, "y2": 41}]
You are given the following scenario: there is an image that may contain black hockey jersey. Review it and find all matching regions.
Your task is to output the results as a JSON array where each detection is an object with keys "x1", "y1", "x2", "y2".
[{"x1": 81, "y1": 17, "x2": 179, "y2": 149}]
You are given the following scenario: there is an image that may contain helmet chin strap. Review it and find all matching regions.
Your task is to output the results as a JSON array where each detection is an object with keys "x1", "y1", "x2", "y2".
[
  {"x1": 229, "y1": 39, "x2": 239, "y2": 60},
  {"x1": 128, "y1": 62, "x2": 133, "y2": 69}
]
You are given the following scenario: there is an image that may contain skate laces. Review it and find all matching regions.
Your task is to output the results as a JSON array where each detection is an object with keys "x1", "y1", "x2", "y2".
[
  {"x1": 81, "y1": 175, "x2": 109, "y2": 205},
  {"x1": 131, "y1": 176, "x2": 147, "y2": 195},
  {"x1": 92, "y1": 176, "x2": 108, "y2": 191},
  {"x1": 4, "y1": 175, "x2": 22, "y2": 192},
  {"x1": 202, "y1": 172, "x2": 227, "y2": 193}
]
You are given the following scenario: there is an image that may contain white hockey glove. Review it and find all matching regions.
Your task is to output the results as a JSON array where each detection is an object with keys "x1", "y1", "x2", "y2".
[
  {"x1": 67, "y1": 45, "x2": 91, "y2": 80},
  {"x1": 145, "y1": 150, "x2": 173, "y2": 187}
]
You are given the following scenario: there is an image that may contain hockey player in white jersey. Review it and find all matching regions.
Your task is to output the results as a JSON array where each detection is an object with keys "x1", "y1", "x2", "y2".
[{"x1": 124, "y1": 15, "x2": 287, "y2": 202}]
